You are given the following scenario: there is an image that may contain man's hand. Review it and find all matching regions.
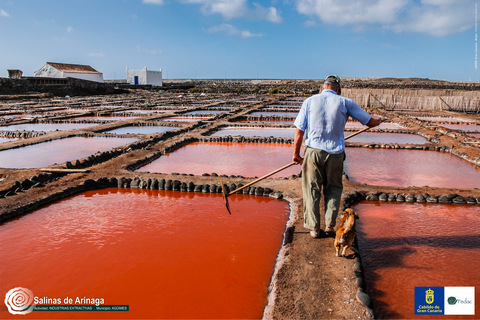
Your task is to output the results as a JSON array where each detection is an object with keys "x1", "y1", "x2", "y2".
[
  {"x1": 293, "y1": 153, "x2": 303, "y2": 165},
  {"x1": 293, "y1": 128, "x2": 305, "y2": 165},
  {"x1": 366, "y1": 115, "x2": 385, "y2": 128}
]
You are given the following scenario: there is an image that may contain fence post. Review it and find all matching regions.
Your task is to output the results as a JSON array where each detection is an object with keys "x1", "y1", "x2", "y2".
[{"x1": 438, "y1": 96, "x2": 452, "y2": 111}]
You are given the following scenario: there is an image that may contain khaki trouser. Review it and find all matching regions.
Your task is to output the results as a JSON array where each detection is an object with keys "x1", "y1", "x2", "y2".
[{"x1": 302, "y1": 147, "x2": 345, "y2": 231}]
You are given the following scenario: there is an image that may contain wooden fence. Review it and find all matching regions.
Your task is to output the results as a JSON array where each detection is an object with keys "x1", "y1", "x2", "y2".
[{"x1": 342, "y1": 88, "x2": 480, "y2": 113}]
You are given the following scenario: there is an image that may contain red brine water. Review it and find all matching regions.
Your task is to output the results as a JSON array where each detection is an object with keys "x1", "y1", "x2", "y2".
[
  {"x1": 344, "y1": 148, "x2": 480, "y2": 189},
  {"x1": 354, "y1": 202, "x2": 480, "y2": 319},
  {"x1": 0, "y1": 188, "x2": 290, "y2": 319},
  {"x1": 137, "y1": 142, "x2": 301, "y2": 177}
]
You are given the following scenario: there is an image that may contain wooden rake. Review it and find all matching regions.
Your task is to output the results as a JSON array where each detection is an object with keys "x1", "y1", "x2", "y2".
[{"x1": 220, "y1": 126, "x2": 371, "y2": 214}]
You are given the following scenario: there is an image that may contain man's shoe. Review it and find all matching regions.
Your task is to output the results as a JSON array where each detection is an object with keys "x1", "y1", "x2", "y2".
[
  {"x1": 325, "y1": 225, "x2": 335, "y2": 235},
  {"x1": 310, "y1": 230, "x2": 320, "y2": 238}
]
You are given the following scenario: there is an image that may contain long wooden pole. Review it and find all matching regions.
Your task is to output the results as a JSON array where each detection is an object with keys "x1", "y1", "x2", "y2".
[
  {"x1": 227, "y1": 161, "x2": 296, "y2": 196},
  {"x1": 220, "y1": 126, "x2": 372, "y2": 214},
  {"x1": 344, "y1": 126, "x2": 371, "y2": 140},
  {"x1": 227, "y1": 126, "x2": 371, "y2": 196}
]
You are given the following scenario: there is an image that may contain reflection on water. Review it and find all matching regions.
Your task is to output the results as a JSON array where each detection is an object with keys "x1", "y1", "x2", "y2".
[
  {"x1": 137, "y1": 141, "x2": 301, "y2": 177},
  {"x1": 0, "y1": 188, "x2": 289, "y2": 319},
  {"x1": 345, "y1": 148, "x2": 480, "y2": 189},
  {"x1": 354, "y1": 202, "x2": 480, "y2": 319}
]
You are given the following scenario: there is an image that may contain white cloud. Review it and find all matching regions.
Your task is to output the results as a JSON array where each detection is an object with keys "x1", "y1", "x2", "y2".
[
  {"x1": 142, "y1": 0, "x2": 165, "y2": 5},
  {"x1": 297, "y1": 0, "x2": 408, "y2": 25},
  {"x1": 395, "y1": 0, "x2": 474, "y2": 36},
  {"x1": 206, "y1": 23, "x2": 263, "y2": 38},
  {"x1": 67, "y1": 26, "x2": 73, "y2": 33},
  {"x1": 0, "y1": 9, "x2": 9, "y2": 17},
  {"x1": 180, "y1": 0, "x2": 282, "y2": 22},
  {"x1": 295, "y1": 0, "x2": 475, "y2": 36}
]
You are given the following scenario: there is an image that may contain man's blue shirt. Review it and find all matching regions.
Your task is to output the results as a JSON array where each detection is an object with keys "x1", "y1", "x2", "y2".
[{"x1": 294, "y1": 89, "x2": 371, "y2": 154}]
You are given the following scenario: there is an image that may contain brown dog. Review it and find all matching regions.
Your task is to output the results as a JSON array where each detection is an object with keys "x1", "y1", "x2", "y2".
[{"x1": 334, "y1": 208, "x2": 359, "y2": 257}]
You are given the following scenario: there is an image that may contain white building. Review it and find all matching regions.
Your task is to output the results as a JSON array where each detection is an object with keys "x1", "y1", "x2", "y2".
[
  {"x1": 34, "y1": 62, "x2": 104, "y2": 83},
  {"x1": 126, "y1": 67, "x2": 162, "y2": 86}
]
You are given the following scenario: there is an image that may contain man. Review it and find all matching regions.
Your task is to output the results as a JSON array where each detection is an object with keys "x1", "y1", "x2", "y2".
[{"x1": 293, "y1": 75, "x2": 382, "y2": 238}]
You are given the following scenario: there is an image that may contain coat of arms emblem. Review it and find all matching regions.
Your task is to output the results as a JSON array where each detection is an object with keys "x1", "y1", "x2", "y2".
[{"x1": 425, "y1": 288, "x2": 434, "y2": 304}]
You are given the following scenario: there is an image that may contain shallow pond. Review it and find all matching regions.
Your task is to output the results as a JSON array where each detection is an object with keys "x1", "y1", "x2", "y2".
[
  {"x1": 250, "y1": 111, "x2": 298, "y2": 117},
  {"x1": 345, "y1": 122, "x2": 405, "y2": 130},
  {"x1": 346, "y1": 132, "x2": 429, "y2": 144},
  {"x1": 0, "y1": 137, "x2": 19, "y2": 143},
  {"x1": 435, "y1": 124, "x2": 480, "y2": 132},
  {"x1": 344, "y1": 148, "x2": 480, "y2": 189},
  {"x1": 211, "y1": 127, "x2": 296, "y2": 138},
  {"x1": 354, "y1": 202, "x2": 480, "y2": 319},
  {"x1": 72, "y1": 116, "x2": 140, "y2": 122},
  {"x1": 104, "y1": 126, "x2": 179, "y2": 135},
  {"x1": 163, "y1": 117, "x2": 209, "y2": 122},
  {"x1": 0, "y1": 123, "x2": 99, "y2": 132},
  {"x1": 0, "y1": 188, "x2": 289, "y2": 319},
  {"x1": 137, "y1": 142, "x2": 301, "y2": 177},
  {"x1": 0, "y1": 136, "x2": 138, "y2": 168}
]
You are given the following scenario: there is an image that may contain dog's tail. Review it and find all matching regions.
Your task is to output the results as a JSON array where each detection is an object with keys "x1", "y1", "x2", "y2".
[{"x1": 343, "y1": 215, "x2": 356, "y2": 234}]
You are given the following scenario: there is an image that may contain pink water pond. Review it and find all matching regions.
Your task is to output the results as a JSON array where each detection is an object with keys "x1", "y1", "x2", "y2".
[
  {"x1": 354, "y1": 202, "x2": 480, "y2": 319},
  {"x1": 0, "y1": 188, "x2": 289, "y2": 319},
  {"x1": 250, "y1": 111, "x2": 298, "y2": 117},
  {"x1": 0, "y1": 123, "x2": 99, "y2": 132},
  {"x1": 163, "y1": 117, "x2": 210, "y2": 122},
  {"x1": 211, "y1": 128, "x2": 429, "y2": 144},
  {"x1": 185, "y1": 110, "x2": 225, "y2": 115},
  {"x1": 344, "y1": 148, "x2": 480, "y2": 188},
  {"x1": 417, "y1": 116, "x2": 474, "y2": 122},
  {"x1": 0, "y1": 114, "x2": 41, "y2": 119},
  {"x1": 434, "y1": 123, "x2": 480, "y2": 132},
  {"x1": 137, "y1": 142, "x2": 301, "y2": 177},
  {"x1": 0, "y1": 136, "x2": 138, "y2": 168},
  {"x1": 265, "y1": 104, "x2": 301, "y2": 108},
  {"x1": 237, "y1": 119, "x2": 294, "y2": 124},
  {"x1": 104, "y1": 126, "x2": 179, "y2": 135},
  {"x1": 72, "y1": 116, "x2": 140, "y2": 121},
  {"x1": 346, "y1": 132, "x2": 429, "y2": 144},
  {"x1": 211, "y1": 127, "x2": 296, "y2": 138},
  {"x1": 0, "y1": 137, "x2": 19, "y2": 143},
  {"x1": 345, "y1": 122, "x2": 405, "y2": 130},
  {"x1": 114, "y1": 109, "x2": 174, "y2": 114}
]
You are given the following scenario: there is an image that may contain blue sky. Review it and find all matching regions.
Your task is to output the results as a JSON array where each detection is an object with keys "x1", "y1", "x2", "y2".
[{"x1": 0, "y1": 0, "x2": 478, "y2": 81}]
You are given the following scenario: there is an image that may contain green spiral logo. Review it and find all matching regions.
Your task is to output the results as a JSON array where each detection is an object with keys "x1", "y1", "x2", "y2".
[{"x1": 447, "y1": 296, "x2": 457, "y2": 305}]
